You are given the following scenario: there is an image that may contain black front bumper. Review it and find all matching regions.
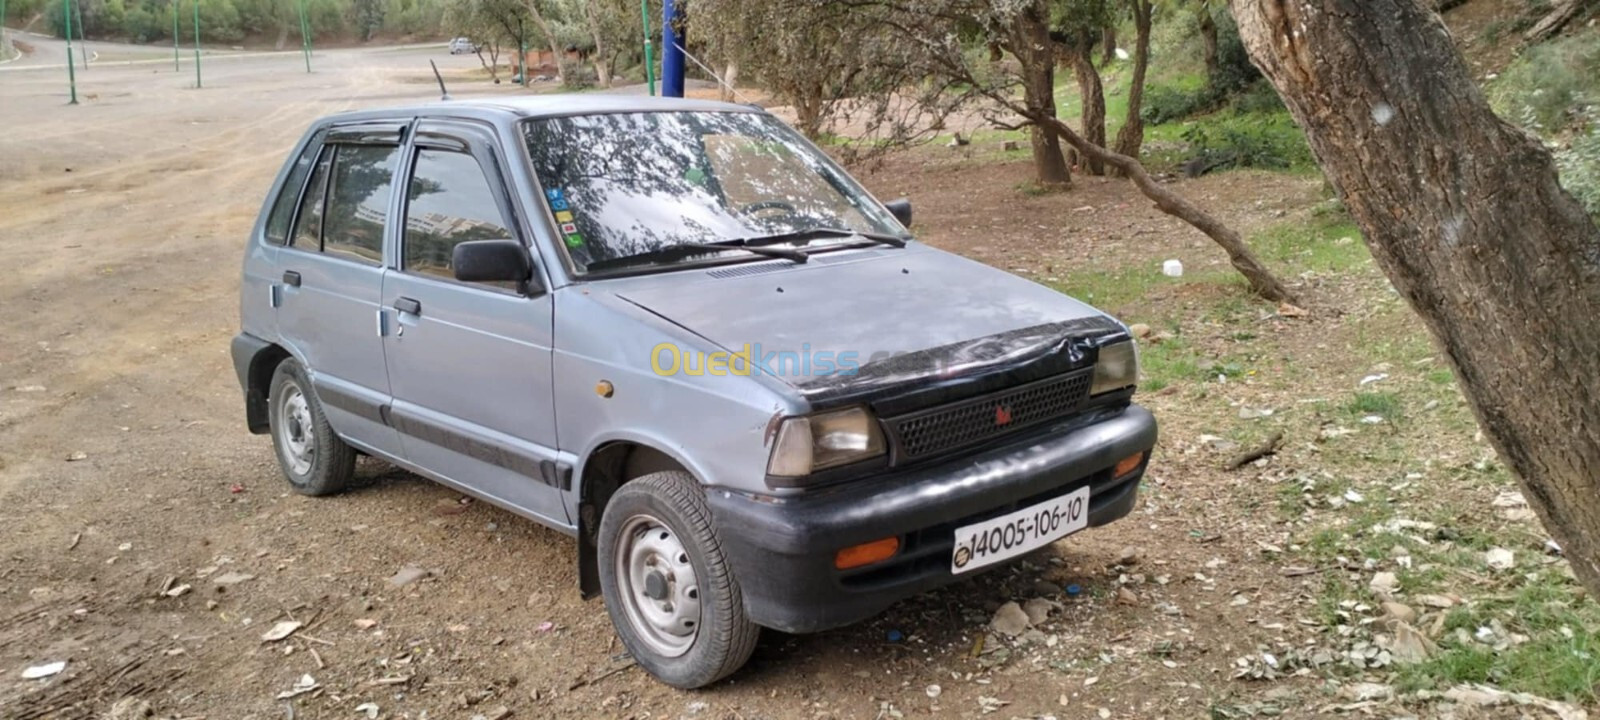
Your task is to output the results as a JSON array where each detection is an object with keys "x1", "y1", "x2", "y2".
[{"x1": 706, "y1": 404, "x2": 1157, "y2": 633}]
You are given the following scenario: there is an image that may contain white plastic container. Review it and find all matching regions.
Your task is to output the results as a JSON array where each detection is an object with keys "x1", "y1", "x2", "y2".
[{"x1": 1162, "y1": 259, "x2": 1184, "y2": 278}]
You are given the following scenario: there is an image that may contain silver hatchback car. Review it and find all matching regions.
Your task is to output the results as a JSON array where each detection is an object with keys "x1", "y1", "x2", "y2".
[{"x1": 231, "y1": 96, "x2": 1157, "y2": 688}]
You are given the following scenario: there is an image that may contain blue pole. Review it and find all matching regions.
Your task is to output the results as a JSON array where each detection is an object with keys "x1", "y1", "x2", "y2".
[{"x1": 661, "y1": 0, "x2": 685, "y2": 98}]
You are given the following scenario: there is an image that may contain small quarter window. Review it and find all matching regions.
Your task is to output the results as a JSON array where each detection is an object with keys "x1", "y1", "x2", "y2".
[
  {"x1": 290, "y1": 148, "x2": 333, "y2": 250},
  {"x1": 264, "y1": 139, "x2": 320, "y2": 246}
]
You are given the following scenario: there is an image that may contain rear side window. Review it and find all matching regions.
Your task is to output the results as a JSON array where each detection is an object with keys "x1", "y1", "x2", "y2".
[
  {"x1": 264, "y1": 139, "x2": 320, "y2": 246},
  {"x1": 323, "y1": 144, "x2": 401, "y2": 266},
  {"x1": 402, "y1": 149, "x2": 516, "y2": 288}
]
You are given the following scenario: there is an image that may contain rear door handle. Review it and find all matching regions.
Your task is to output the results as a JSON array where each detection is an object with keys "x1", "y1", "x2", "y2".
[
  {"x1": 394, "y1": 297, "x2": 422, "y2": 316},
  {"x1": 282, "y1": 270, "x2": 302, "y2": 287}
]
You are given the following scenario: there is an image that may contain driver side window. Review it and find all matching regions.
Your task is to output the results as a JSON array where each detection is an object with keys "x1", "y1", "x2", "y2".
[{"x1": 402, "y1": 148, "x2": 518, "y2": 291}]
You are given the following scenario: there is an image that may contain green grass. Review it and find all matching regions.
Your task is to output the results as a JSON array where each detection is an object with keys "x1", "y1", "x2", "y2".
[
  {"x1": 1394, "y1": 581, "x2": 1600, "y2": 703},
  {"x1": 1252, "y1": 219, "x2": 1369, "y2": 273},
  {"x1": 1346, "y1": 391, "x2": 1402, "y2": 420}
]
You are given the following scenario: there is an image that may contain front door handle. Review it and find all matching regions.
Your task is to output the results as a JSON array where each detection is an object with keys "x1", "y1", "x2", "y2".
[
  {"x1": 394, "y1": 297, "x2": 422, "y2": 316},
  {"x1": 282, "y1": 270, "x2": 302, "y2": 287}
]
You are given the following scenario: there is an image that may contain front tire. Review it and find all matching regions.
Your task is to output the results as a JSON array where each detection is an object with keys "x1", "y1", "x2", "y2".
[
  {"x1": 597, "y1": 471, "x2": 759, "y2": 688},
  {"x1": 267, "y1": 359, "x2": 356, "y2": 496}
]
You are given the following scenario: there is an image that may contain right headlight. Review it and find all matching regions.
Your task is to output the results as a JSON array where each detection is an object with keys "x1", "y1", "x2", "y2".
[
  {"x1": 766, "y1": 406, "x2": 886, "y2": 480},
  {"x1": 1091, "y1": 340, "x2": 1138, "y2": 395}
]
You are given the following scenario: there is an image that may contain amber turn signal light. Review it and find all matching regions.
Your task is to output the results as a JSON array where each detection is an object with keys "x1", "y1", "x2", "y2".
[
  {"x1": 835, "y1": 536, "x2": 900, "y2": 570},
  {"x1": 1113, "y1": 451, "x2": 1146, "y2": 478}
]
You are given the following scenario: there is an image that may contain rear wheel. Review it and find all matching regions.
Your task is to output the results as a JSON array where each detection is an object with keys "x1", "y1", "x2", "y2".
[
  {"x1": 267, "y1": 359, "x2": 356, "y2": 496},
  {"x1": 597, "y1": 471, "x2": 759, "y2": 688}
]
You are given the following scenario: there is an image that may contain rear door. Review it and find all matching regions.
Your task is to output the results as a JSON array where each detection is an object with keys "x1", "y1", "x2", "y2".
[
  {"x1": 380, "y1": 119, "x2": 565, "y2": 524},
  {"x1": 276, "y1": 121, "x2": 407, "y2": 459}
]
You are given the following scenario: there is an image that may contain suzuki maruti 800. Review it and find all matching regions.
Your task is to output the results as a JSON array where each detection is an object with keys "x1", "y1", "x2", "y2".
[{"x1": 231, "y1": 96, "x2": 1157, "y2": 688}]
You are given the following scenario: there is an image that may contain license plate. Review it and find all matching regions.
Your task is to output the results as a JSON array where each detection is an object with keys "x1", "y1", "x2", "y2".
[{"x1": 951, "y1": 486, "x2": 1090, "y2": 574}]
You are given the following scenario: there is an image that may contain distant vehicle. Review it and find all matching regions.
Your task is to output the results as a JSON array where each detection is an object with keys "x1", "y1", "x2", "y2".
[
  {"x1": 231, "y1": 96, "x2": 1156, "y2": 689},
  {"x1": 448, "y1": 37, "x2": 477, "y2": 54}
]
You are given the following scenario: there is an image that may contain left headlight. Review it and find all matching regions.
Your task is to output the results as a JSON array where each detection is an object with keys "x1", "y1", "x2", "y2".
[
  {"x1": 767, "y1": 406, "x2": 886, "y2": 480},
  {"x1": 1091, "y1": 340, "x2": 1138, "y2": 395}
]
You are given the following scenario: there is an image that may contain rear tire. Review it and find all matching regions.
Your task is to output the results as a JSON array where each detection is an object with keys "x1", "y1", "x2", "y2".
[
  {"x1": 267, "y1": 358, "x2": 356, "y2": 496},
  {"x1": 597, "y1": 470, "x2": 759, "y2": 688}
]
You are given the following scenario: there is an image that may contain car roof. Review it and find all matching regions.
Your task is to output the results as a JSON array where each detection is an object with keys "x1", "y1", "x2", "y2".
[{"x1": 317, "y1": 94, "x2": 762, "y2": 126}]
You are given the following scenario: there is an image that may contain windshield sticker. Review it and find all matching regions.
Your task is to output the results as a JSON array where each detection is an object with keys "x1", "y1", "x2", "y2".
[
  {"x1": 560, "y1": 222, "x2": 578, "y2": 235},
  {"x1": 564, "y1": 233, "x2": 584, "y2": 248},
  {"x1": 549, "y1": 196, "x2": 569, "y2": 211},
  {"x1": 545, "y1": 188, "x2": 564, "y2": 201},
  {"x1": 555, "y1": 211, "x2": 574, "y2": 223}
]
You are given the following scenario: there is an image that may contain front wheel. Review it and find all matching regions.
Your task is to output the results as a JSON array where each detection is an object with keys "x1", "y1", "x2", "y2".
[{"x1": 597, "y1": 471, "x2": 759, "y2": 688}]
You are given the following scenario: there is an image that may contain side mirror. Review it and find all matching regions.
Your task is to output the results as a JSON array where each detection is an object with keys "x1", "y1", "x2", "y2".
[
  {"x1": 884, "y1": 198, "x2": 913, "y2": 229},
  {"x1": 454, "y1": 239, "x2": 534, "y2": 286}
]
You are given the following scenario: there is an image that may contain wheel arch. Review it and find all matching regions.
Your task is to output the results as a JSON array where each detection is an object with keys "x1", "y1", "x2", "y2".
[
  {"x1": 576, "y1": 440, "x2": 695, "y2": 599},
  {"x1": 243, "y1": 342, "x2": 294, "y2": 434}
]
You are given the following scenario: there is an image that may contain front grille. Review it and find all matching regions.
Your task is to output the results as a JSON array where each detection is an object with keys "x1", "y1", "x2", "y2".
[{"x1": 883, "y1": 368, "x2": 1093, "y2": 461}]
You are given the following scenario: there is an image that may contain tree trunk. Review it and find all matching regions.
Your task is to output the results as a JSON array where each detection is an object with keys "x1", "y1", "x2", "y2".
[
  {"x1": 1524, "y1": 0, "x2": 1594, "y2": 43},
  {"x1": 1071, "y1": 29, "x2": 1108, "y2": 176},
  {"x1": 1100, "y1": 26, "x2": 1116, "y2": 66},
  {"x1": 1012, "y1": 2, "x2": 1071, "y2": 186},
  {"x1": 524, "y1": 0, "x2": 563, "y2": 85},
  {"x1": 720, "y1": 61, "x2": 739, "y2": 102},
  {"x1": 1111, "y1": 0, "x2": 1153, "y2": 173},
  {"x1": 581, "y1": 0, "x2": 611, "y2": 87},
  {"x1": 1232, "y1": 0, "x2": 1600, "y2": 595},
  {"x1": 1198, "y1": 6, "x2": 1219, "y2": 84},
  {"x1": 475, "y1": 42, "x2": 500, "y2": 83}
]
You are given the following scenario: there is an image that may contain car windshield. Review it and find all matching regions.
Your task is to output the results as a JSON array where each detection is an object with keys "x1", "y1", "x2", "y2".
[{"x1": 521, "y1": 111, "x2": 906, "y2": 275}]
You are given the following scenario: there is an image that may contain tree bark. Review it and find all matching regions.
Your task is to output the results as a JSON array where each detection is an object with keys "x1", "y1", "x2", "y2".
[
  {"x1": 1100, "y1": 26, "x2": 1116, "y2": 67},
  {"x1": 1111, "y1": 0, "x2": 1152, "y2": 175},
  {"x1": 1198, "y1": 5, "x2": 1219, "y2": 84},
  {"x1": 1070, "y1": 29, "x2": 1108, "y2": 176},
  {"x1": 1011, "y1": 2, "x2": 1071, "y2": 186},
  {"x1": 1232, "y1": 0, "x2": 1600, "y2": 595}
]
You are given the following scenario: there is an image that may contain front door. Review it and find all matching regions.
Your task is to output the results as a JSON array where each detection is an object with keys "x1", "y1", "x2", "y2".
[
  {"x1": 276, "y1": 123, "x2": 407, "y2": 459},
  {"x1": 380, "y1": 119, "x2": 565, "y2": 524}
]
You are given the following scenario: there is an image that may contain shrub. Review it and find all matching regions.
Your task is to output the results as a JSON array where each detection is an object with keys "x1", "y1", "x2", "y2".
[
  {"x1": 1179, "y1": 113, "x2": 1313, "y2": 176},
  {"x1": 1142, "y1": 83, "x2": 1212, "y2": 125},
  {"x1": 1556, "y1": 120, "x2": 1600, "y2": 220},
  {"x1": 1490, "y1": 30, "x2": 1600, "y2": 131}
]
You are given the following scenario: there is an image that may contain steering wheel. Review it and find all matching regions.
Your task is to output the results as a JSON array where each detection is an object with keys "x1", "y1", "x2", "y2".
[{"x1": 738, "y1": 200, "x2": 799, "y2": 216}]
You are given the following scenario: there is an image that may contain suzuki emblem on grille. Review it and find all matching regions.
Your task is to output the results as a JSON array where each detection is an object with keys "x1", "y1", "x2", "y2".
[{"x1": 995, "y1": 405, "x2": 1013, "y2": 426}]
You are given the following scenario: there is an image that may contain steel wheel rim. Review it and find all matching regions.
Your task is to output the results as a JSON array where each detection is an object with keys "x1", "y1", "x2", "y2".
[
  {"x1": 277, "y1": 381, "x2": 315, "y2": 476},
  {"x1": 614, "y1": 513, "x2": 702, "y2": 658}
]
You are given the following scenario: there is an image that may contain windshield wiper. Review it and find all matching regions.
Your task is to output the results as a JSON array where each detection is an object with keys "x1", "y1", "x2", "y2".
[
  {"x1": 739, "y1": 227, "x2": 909, "y2": 249},
  {"x1": 585, "y1": 239, "x2": 808, "y2": 273}
]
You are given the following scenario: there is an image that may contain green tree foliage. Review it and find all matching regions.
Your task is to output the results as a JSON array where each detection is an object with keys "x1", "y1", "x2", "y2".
[{"x1": 31, "y1": 0, "x2": 447, "y2": 43}]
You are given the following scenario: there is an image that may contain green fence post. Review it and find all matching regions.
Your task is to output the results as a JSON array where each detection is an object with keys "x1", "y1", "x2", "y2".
[
  {"x1": 639, "y1": 0, "x2": 654, "y2": 96},
  {"x1": 63, "y1": 0, "x2": 77, "y2": 103},
  {"x1": 191, "y1": 0, "x2": 200, "y2": 88},
  {"x1": 296, "y1": 0, "x2": 310, "y2": 72},
  {"x1": 172, "y1": 0, "x2": 179, "y2": 71},
  {"x1": 2, "y1": 0, "x2": 10, "y2": 60}
]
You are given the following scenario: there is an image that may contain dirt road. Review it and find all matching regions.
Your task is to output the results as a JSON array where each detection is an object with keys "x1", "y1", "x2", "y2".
[{"x1": 0, "y1": 41, "x2": 1500, "y2": 720}]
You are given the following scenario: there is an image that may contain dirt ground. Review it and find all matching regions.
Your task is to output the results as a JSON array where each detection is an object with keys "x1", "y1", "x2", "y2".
[{"x1": 0, "y1": 37, "x2": 1590, "y2": 720}]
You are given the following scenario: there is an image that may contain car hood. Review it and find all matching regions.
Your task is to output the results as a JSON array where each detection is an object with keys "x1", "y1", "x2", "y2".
[{"x1": 613, "y1": 245, "x2": 1126, "y2": 403}]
